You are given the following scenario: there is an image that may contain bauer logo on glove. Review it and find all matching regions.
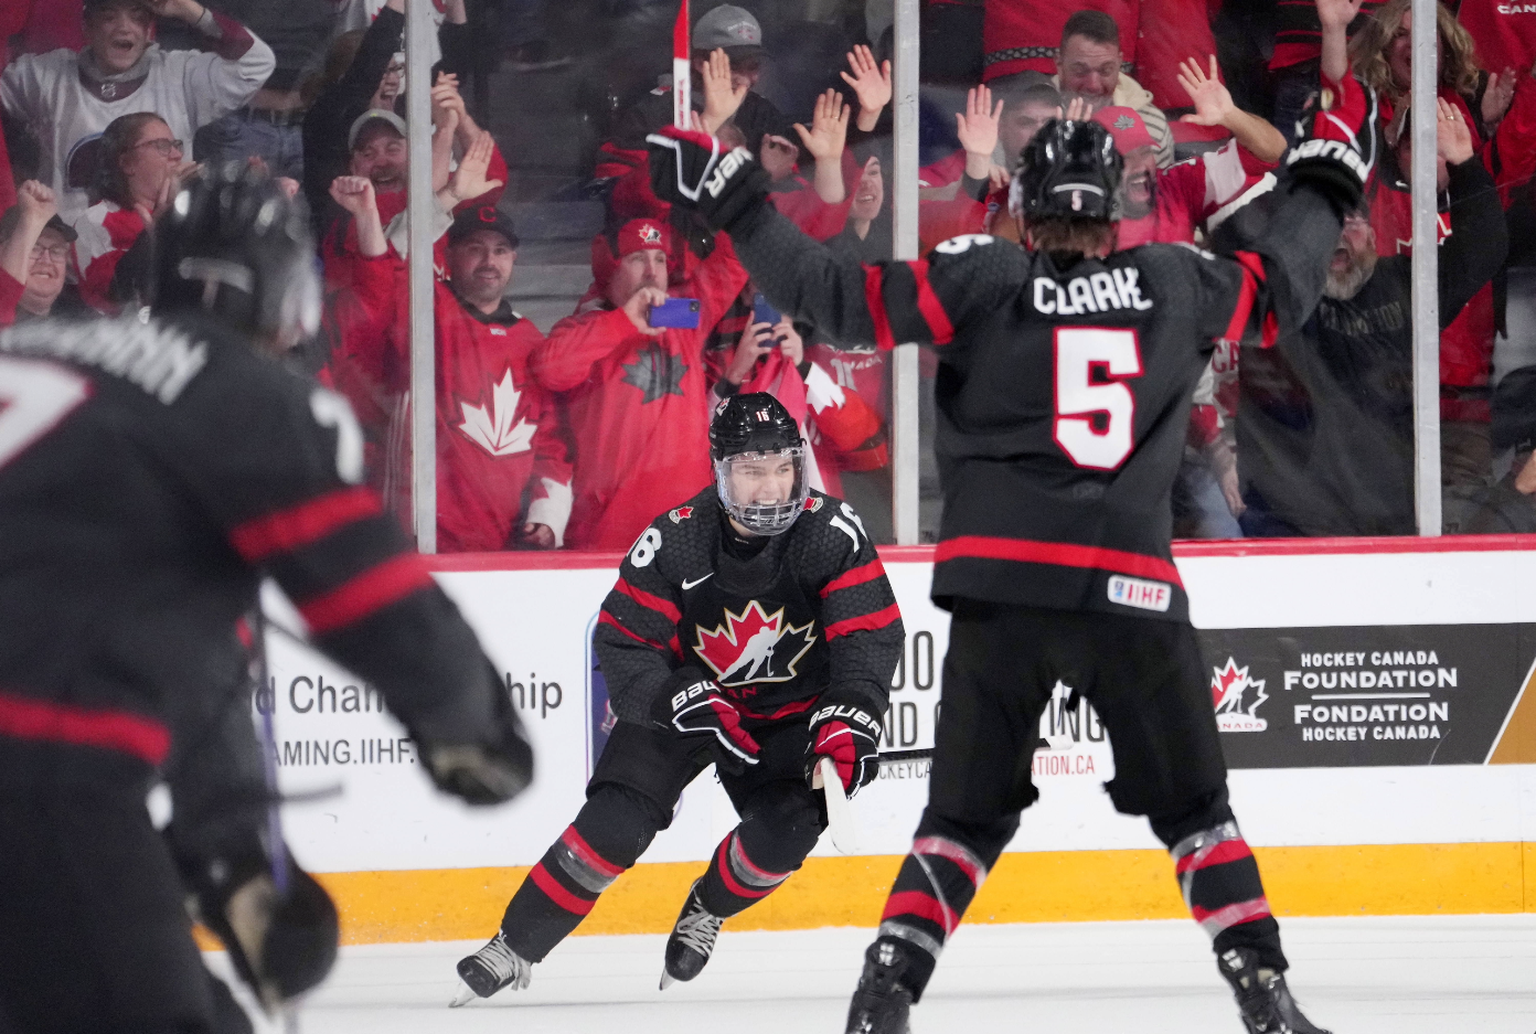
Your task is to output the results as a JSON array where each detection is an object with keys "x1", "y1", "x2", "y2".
[{"x1": 647, "y1": 126, "x2": 770, "y2": 232}]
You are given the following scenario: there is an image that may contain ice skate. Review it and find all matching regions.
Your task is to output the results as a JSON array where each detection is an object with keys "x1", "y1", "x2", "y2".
[
  {"x1": 1218, "y1": 948, "x2": 1331, "y2": 1034},
  {"x1": 660, "y1": 879, "x2": 725, "y2": 988},
  {"x1": 844, "y1": 940, "x2": 914, "y2": 1034},
  {"x1": 450, "y1": 931, "x2": 531, "y2": 1006}
]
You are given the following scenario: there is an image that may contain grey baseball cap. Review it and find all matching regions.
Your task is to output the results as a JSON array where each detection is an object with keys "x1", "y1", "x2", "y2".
[
  {"x1": 348, "y1": 109, "x2": 408, "y2": 151},
  {"x1": 694, "y1": 5, "x2": 763, "y2": 53}
]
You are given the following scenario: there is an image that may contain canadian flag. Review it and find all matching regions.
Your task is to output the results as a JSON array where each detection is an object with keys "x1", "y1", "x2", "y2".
[{"x1": 457, "y1": 369, "x2": 535, "y2": 457}]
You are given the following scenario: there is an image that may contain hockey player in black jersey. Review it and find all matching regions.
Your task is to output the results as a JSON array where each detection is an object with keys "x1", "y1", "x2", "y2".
[
  {"x1": 0, "y1": 165, "x2": 532, "y2": 1034},
  {"x1": 645, "y1": 63, "x2": 1380, "y2": 1034},
  {"x1": 452, "y1": 392, "x2": 904, "y2": 1004}
]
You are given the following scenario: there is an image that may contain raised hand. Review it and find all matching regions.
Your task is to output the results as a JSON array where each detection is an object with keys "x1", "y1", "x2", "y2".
[
  {"x1": 776, "y1": 319, "x2": 804, "y2": 367},
  {"x1": 726, "y1": 321, "x2": 776, "y2": 384},
  {"x1": 432, "y1": 72, "x2": 468, "y2": 130},
  {"x1": 1315, "y1": 0, "x2": 1365, "y2": 31},
  {"x1": 955, "y1": 84, "x2": 1003, "y2": 158},
  {"x1": 1178, "y1": 55, "x2": 1235, "y2": 127},
  {"x1": 841, "y1": 44, "x2": 892, "y2": 127},
  {"x1": 1064, "y1": 95, "x2": 1092, "y2": 122},
  {"x1": 701, "y1": 48, "x2": 748, "y2": 134},
  {"x1": 1436, "y1": 97, "x2": 1474, "y2": 165},
  {"x1": 621, "y1": 285, "x2": 668, "y2": 336},
  {"x1": 15, "y1": 180, "x2": 57, "y2": 225},
  {"x1": 1482, "y1": 67, "x2": 1518, "y2": 127},
  {"x1": 329, "y1": 175, "x2": 378, "y2": 218},
  {"x1": 448, "y1": 131, "x2": 505, "y2": 203},
  {"x1": 792, "y1": 89, "x2": 851, "y2": 163}
]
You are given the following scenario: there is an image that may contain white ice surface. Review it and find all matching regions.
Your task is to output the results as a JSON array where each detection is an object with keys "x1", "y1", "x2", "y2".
[{"x1": 216, "y1": 914, "x2": 1536, "y2": 1033}]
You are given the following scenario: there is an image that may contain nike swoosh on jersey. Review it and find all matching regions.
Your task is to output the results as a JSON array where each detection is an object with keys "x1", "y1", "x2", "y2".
[{"x1": 681, "y1": 573, "x2": 714, "y2": 590}]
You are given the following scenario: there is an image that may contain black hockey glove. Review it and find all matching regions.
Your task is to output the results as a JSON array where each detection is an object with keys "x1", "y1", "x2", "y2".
[
  {"x1": 180, "y1": 842, "x2": 340, "y2": 1011},
  {"x1": 653, "y1": 668, "x2": 761, "y2": 773},
  {"x1": 418, "y1": 664, "x2": 534, "y2": 805},
  {"x1": 647, "y1": 125, "x2": 770, "y2": 233},
  {"x1": 1285, "y1": 72, "x2": 1378, "y2": 213},
  {"x1": 805, "y1": 692, "x2": 882, "y2": 796}
]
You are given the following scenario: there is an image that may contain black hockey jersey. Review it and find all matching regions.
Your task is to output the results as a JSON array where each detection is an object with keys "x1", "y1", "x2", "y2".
[
  {"x1": 594, "y1": 486, "x2": 902, "y2": 726},
  {"x1": 0, "y1": 312, "x2": 502, "y2": 770},
  {"x1": 730, "y1": 182, "x2": 1346, "y2": 623}
]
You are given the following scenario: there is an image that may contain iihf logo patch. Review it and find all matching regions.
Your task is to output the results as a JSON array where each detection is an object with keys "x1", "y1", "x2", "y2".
[
  {"x1": 802, "y1": 496, "x2": 823, "y2": 513},
  {"x1": 639, "y1": 223, "x2": 663, "y2": 246},
  {"x1": 669, "y1": 505, "x2": 695, "y2": 524}
]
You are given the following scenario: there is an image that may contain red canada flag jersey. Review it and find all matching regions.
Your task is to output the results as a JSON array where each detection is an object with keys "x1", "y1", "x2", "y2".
[
  {"x1": 531, "y1": 235, "x2": 748, "y2": 551},
  {"x1": 330, "y1": 251, "x2": 571, "y2": 552}
]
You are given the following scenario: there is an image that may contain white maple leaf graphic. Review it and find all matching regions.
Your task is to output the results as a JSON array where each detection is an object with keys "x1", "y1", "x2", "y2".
[{"x1": 457, "y1": 369, "x2": 535, "y2": 457}]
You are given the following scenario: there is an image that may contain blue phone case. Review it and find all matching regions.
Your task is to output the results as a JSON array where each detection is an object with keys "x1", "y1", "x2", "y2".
[
  {"x1": 648, "y1": 297, "x2": 701, "y2": 329},
  {"x1": 752, "y1": 293, "x2": 781, "y2": 328}
]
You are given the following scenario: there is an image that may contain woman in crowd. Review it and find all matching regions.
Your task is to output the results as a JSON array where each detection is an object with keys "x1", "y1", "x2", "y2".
[{"x1": 73, "y1": 111, "x2": 198, "y2": 314}]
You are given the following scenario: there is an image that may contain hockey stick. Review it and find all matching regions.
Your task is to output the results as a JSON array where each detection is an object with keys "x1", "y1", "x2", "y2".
[
  {"x1": 811, "y1": 756, "x2": 861, "y2": 854},
  {"x1": 878, "y1": 747, "x2": 933, "y2": 763}
]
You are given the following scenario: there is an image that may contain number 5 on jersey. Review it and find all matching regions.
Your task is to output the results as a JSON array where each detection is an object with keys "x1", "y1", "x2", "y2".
[{"x1": 1052, "y1": 327, "x2": 1142, "y2": 471}]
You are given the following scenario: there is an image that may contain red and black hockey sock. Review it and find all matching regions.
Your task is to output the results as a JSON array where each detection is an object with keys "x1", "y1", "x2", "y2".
[
  {"x1": 1152, "y1": 796, "x2": 1286, "y2": 972},
  {"x1": 500, "y1": 785, "x2": 666, "y2": 961},
  {"x1": 871, "y1": 811, "x2": 1018, "y2": 1001},
  {"x1": 696, "y1": 785, "x2": 821, "y2": 918}
]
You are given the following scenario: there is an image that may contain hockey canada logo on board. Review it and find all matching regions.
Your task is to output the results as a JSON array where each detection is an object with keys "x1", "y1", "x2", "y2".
[
  {"x1": 694, "y1": 600, "x2": 816, "y2": 687},
  {"x1": 1212, "y1": 657, "x2": 1268, "y2": 732}
]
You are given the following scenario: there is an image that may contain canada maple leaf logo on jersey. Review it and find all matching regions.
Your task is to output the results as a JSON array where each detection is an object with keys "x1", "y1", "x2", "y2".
[
  {"x1": 457, "y1": 368, "x2": 535, "y2": 457},
  {"x1": 1211, "y1": 657, "x2": 1268, "y2": 733},
  {"x1": 694, "y1": 600, "x2": 816, "y2": 687}
]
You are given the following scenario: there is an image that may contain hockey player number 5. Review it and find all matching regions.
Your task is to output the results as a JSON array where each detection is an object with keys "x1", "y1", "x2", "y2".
[
  {"x1": 1052, "y1": 328, "x2": 1143, "y2": 471},
  {"x1": 0, "y1": 357, "x2": 90, "y2": 470}
]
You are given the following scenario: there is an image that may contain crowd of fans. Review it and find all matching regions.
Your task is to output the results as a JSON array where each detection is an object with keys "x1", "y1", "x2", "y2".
[{"x1": 2, "y1": 0, "x2": 1534, "y2": 549}]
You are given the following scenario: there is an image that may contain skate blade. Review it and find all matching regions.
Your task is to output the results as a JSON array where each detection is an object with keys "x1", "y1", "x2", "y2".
[
  {"x1": 659, "y1": 968, "x2": 676, "y2": 991},
  {"x1": 449, "y1": 980, "x2": 479, "y2": 1008}
]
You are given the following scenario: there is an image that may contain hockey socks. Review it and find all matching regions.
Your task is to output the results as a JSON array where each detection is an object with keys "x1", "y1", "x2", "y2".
[
  {"x1": 696, "y1": 830, "x2": 794, "y2": 917},
  {"x1": 499, "y1": 822, "x2": 625, "y2": 961},
  {"x1": 871, "y1": 829, "x2": 996, "y2": 1000},
  {"x1": 1169, "y1": 820, "x2": 1285, "y2": 969},
  {"x1": 499, "y1": 784, "x2": 672, "y2": 960}
]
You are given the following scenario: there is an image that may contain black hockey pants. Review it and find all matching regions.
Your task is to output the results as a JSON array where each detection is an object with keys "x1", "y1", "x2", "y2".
[{"x1": 871, "y1": 601, "x2": 1285, "y2": 999}]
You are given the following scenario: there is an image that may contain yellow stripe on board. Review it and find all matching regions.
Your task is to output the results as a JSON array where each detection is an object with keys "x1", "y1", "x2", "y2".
[{"x1": 276, "y1": 842, "x2": 1532, "y2": 946}]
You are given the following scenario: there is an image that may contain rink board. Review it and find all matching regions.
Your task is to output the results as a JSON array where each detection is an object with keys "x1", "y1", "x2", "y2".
[{"x1": 253, "y1": 538, "x2": 1536, "y2": 944}]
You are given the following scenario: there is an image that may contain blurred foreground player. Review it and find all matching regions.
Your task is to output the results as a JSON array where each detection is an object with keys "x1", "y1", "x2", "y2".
[
  {"x1": 646, "y1": 70, "x2": 1378, "y2": 1034},
  {"x1": 453, "y1": 393, "x2": 903, "y2": 1004},
  {"x1": 0, "y1": 165, "x2": 533, "y2": 1034}
]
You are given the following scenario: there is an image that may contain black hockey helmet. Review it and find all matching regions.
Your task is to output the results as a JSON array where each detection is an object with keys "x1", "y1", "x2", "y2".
[
  {"x1": 1009, "y1": 117, "x2": 1123, "y2": 222},
  {"x1": 710, "y1": 392, "x2": 809, "y2": 536},
  {"x1": 150, "y1": 162, "x2": 320, "y2": 349}
]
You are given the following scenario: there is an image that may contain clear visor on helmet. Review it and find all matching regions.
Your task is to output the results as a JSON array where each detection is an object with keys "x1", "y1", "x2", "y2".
[{"x1": 715, "y1": 445, "x2": 809, "y2": 536}]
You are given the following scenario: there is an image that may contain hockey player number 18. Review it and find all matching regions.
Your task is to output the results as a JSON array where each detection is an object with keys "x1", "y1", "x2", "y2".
[
  {"x1": 1051, "y1": 327, "x2": 1143, "y2": 471},
  {"x1": 0, "y1": 357, "x2": 91, "y2": 471}
]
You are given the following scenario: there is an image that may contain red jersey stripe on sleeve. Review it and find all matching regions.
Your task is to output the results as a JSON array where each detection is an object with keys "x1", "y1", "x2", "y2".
[
  {"x1": 598, "y1": 610, "x2": 676, "y2": 654},
  {"x1": 825, "y1": 602, "x2": 901, "y2": 640},
  {"x1": 0, "y1": 689, "x2": 171, "y2": 765},
  {"x1": 819, "y1": 558, "x2": 888, "y2": 598},
  {"x1": 1224, "y1": 252, "x2": 1267, "y2": 343},
  {"x1": 298, "y1": 553, "x2": 435, "y2": 635},
  {"x1": 613, "y1": 577, "x2": 682, "y2": 624},
  {"x1": 935, "y1": 535, "x2": 1183, "y2": 586},
  {"x1": 864, "y1": 265, "x2": 897, "y2": 351},
  {"x1": 909, "y1": 260, "x2": 956, "y2": 345},
  {"x1": 229, "y1": 487, "x2": 383, "y2": 563}
]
